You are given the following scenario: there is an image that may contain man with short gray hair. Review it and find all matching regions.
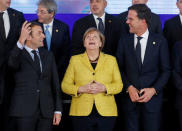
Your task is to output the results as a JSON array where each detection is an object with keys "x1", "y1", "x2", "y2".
[{"x1": 35, "y1": 0, "x2": 70, "y2": 83}]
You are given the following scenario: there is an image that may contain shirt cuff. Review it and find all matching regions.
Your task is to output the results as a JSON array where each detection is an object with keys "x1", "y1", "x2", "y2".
[
  {"x1": 54, "y1": 111, "x2": 62, "y2": 115},
  {"x1": 17, "y1": 41, "x2": 24, "y2": 50}
]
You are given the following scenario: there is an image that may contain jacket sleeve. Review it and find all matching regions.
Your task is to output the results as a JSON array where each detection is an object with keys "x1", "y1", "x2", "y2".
[
  {"x1": 104, "y1": 58, "x2": 123, "y2": 95},
  {"x1": 8, "y1": 45, "x2": 22, "y2": 70},
  {"x1": 153, "y1": 37, "x2": 171, "y2": 93},
  {"x1": 61, "y1": 57, "x2": 80, "y2": 97}
]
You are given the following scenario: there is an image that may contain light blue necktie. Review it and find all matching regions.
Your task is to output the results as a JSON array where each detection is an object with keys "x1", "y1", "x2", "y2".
[{"x1": 45, "y1": 25, "x2": 51, "y2": 50}]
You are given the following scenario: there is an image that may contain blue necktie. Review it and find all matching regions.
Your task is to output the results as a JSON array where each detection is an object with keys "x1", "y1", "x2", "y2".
[
  {"x1": 97, "y1": 17, "x2": 104, "y2": 34},
  {"x1": 45, "y1": 25, "x2": 51, "y2": 50},
  {"x1": 136, "y1": 37, "x2": 143, "y2": 70}
]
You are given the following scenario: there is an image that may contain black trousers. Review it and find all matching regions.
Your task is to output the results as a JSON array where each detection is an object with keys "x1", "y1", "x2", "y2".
[
  {"x1": 10, "y1": 110, "x2": 52, "y2": 131},
  {"x1": 71, "y1": 104, "x2": 116, "y2": 131},
  {"x1": 123, "y1": 103, "x2": 161, "y2": 131},
  {"x1": 178, "y1": 110, "x2": 182, "y2": 131}
]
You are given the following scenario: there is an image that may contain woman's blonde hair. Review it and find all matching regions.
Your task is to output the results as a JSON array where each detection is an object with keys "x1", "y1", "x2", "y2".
[{"x1": 83, "y1": 27, "x2": 105, "y2": 50}]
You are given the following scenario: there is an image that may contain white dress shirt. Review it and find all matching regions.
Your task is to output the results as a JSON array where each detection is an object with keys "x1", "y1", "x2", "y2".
[
  {"x1": 134, "y1": 29, "x2": 149, "y2": 63},
  {"x1": 43, "y1": 19, "x2": 54, "y2": 37},
  {"x1": 93, "y1": 13, "x2": 105, "y2": 29},
  {"x1": 0, "y1": 10, "x2": 10, "y2": 38}
]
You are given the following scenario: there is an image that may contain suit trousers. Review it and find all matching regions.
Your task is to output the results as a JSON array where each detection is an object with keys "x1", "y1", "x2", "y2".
[
  {"x1": 11, "y1": 109, "x2": 52, "y2": 131},
  {"x1": 71, "y1": 104, "x2": 116, "y2": 131},
  {"x1": 123, "y1": 103, "x2": 161, "y2": 131},
  {"x1": 178, "y1": 110, "x2": 182, "y2": 131}
]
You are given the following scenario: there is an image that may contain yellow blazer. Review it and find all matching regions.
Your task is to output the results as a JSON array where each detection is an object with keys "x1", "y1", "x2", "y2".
[{"x1": 61, "y1": 52, "x2": 123, "y2": 116}]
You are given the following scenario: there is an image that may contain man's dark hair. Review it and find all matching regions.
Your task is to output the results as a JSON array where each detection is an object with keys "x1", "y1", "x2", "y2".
[
  {"x1": 29, "y1": 22, "x2": 41, "y2": 36},
  {"x1": 30, "y1": 21, "x2": 41, "y2": 28},
  {"x1": 128, "y1": 4, "x2": 151, "y2": 27}
]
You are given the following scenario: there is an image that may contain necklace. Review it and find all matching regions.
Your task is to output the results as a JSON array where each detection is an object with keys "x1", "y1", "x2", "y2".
[{"x1": 89, "y1": 55, "x2": 99, "y2": 63}]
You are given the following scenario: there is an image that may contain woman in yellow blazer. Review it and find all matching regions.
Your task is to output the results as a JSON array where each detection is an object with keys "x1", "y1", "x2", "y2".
[{"x1": 61, "y1": 27, "x2": 123, "y2": 131}]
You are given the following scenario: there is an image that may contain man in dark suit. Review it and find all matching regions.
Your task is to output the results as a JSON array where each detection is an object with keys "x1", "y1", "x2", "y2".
[
  {"x1": 163, "y1": 1, "x2": 182, "y2": 130},
  {"x1": 0, "y1": 0, "x2": 25, "y2": 130},
  {"x1": 72, "y1": 0, "x2": 122, "y2": 56},
  {"x1": 35, "y1": 0, "x2": 70, "y2": 82},
  {"x1": 0, "y1": 0, "x2": 25, "y2": 104},
  {"x1": 8, "y1": 21, "x2": 62, "y2": 131},
  {"x1": 163, "y1": 0, "x2": 182, "y2": 50},
  {"x1": 173, "y1": 40, "x2": 182, "y2": 131},
  {"x1": 116, "y1": 4, "x2": 170, "y2": 131},
  {"x1": 117, "y1": 0, "x2": 162, "y2": 35}
]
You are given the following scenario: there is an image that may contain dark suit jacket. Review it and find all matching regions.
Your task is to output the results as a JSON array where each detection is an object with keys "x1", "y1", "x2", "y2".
[
  {"x1": 8, "y1": 46, "x2": 62, "y2": 118},
  {"x1": 0, "y1": 8, "x2": 25, "y2": 104},
  {"x1": 116, "y1": 33, "x2": 170, "y2": 112},
  {"x1": 163, "y1": 15, "x2": 182, "y2": 50},
  {"x1": 35, "y1": 19, "x2": 70, "y2": 82},
  {"x1": 117, "y1": 11, "x2": 162, "y2": 35},
  {"x1": 172, "y1": 41, "x2": 182, "y2": 109},
  {"x1": 72, "y1": 13, "x2": 122, "y2": 56}
]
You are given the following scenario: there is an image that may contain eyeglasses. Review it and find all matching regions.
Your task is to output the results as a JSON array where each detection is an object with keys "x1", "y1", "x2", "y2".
[{"x1": 36, "y1": 10, "x2": 48, "y2": 15}]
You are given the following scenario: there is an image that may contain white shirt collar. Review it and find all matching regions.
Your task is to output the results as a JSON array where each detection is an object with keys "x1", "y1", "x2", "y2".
[
  {"x1": 43, "y1": 19, "x2": 54, "y2": 28},
  {"x1": 24, "y1": 45, "x2": 39, "y2": 54},
  {"x1": 93, "y1": 13, "x2": 105, "y2": 23},
  {"x1": 0, "y1": 9, "x2": 6, "y2": 13},
  {"x1": 0, "y1": 10, "x2": 8, "y2": 15},
  {"x1": 134, "y1": 29, "x2": 149, "y2": 40}
]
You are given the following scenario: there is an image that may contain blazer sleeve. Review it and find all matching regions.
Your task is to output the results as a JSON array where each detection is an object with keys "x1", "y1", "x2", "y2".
[
  {"x1": 8, "y1": 45, "x2": 22, "y2": 70},
  {"x1": 104, "y1": 58, "x2": 123, "y2": 95},
  {"x1": 61, "y1": 57, "x2": 80, "y2": 97},
  {"x1": 172, "y1": 43, "x2": 182, "y2": 92},
  {"x1": 153, "y1": 37, "x2": 171, "y2": 93},
  {"x1": 51, "y1": 53, "x2": 63, "y2": 112}
]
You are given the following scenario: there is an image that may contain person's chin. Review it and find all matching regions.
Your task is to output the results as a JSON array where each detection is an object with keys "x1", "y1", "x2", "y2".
[
  {"x1": 38, "y1": 19, "x2": 43, "y2": 23},
  {"x1": 40, "y1": 43, "x2": 44, "y2": 47},
  {"x1": 6, "y1": 4, "x2": 10, "y2": 8},
  {"x1": 129, "y1": 29, "x2": 134, "y2": 34}
]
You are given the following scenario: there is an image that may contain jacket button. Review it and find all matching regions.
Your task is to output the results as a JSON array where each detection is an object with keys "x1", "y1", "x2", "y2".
[{"x1": 37, "y1": 90, "x2": 40, "y2": 93}]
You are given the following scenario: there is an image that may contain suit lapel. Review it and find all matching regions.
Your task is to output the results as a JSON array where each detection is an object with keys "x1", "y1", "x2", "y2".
[
  {"x1": 95, "y1": 52, "x2": 106, "y2": 72},
  {"x1": 6, "y1": 8, "x2": 16, "y2": 41},
  {"x1": 175, "y1": 16, "x2": 182, "y2": 33},
  {"x1": 142, "y1": 33, "x2": 154, "y2": 66},
  {"x1": 38, "y1": 48, "x2": 47, "y2": 73},
  {"x1": 89, "y1": 14, "x2": 97, "y2": 28},
  {"x1": 80, "y1": 52, "x2": 94, "y2": 72},
  {"x1": 127, "y1": 34, "x2": 141, "y2": 72},
  {"x1": 23, "y1": 49, "x2": 38, "y2": 72},
  {"x1": 23, "y1": 48, "x2": 46, "y2": 74},
  {"x1": 41, "y1": 23, "x2": 48, "y2": 50},
  {"x1": 104, "y1": 13, "x2": 112, "y2": 36},
  {"x1": 50, "y1": 20, "x2": 59, "y2": 50},
  {"x1": 7, "y1": 9, "x2": 17, "y2": 39}
]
